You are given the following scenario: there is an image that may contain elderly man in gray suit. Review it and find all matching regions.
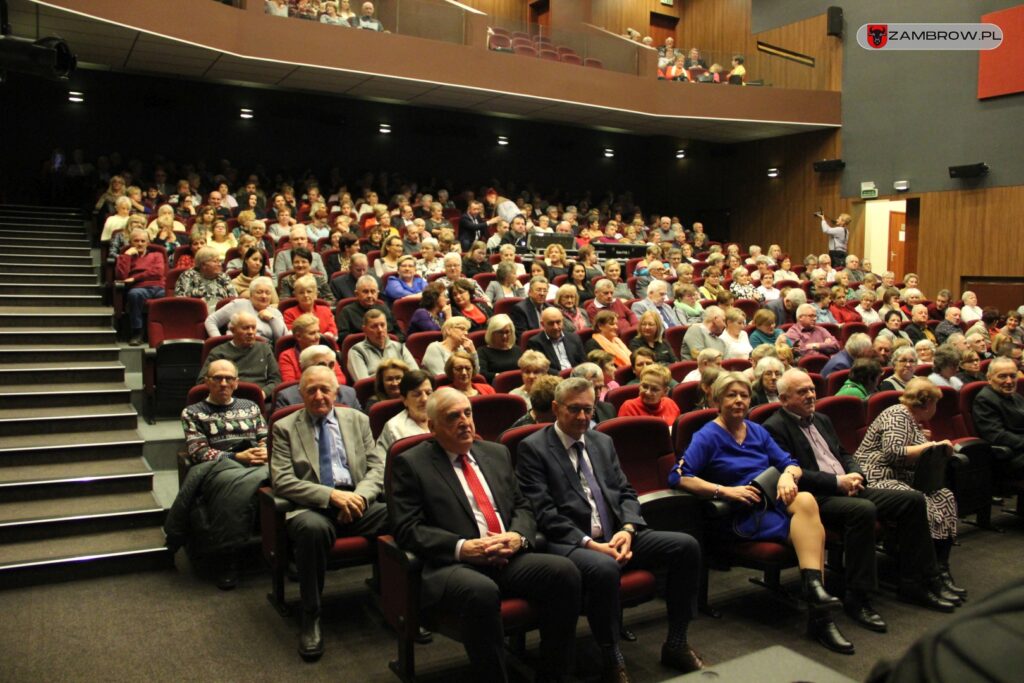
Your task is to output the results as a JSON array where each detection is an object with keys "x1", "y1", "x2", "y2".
[{"x1": 271, "y1": 365, "x2": 385, "y2": 661}]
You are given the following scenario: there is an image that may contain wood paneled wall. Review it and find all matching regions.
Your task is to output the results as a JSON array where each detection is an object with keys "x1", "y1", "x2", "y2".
[
  {"x1": 589, "y1": 0, "x2": 840, "y2": 90},
  {"x1": 457, "y1": 0, "x2": 528, "y2": 23},
  {"x1": 726, "y1": 128, "x2": 1024, "y2": 297}
]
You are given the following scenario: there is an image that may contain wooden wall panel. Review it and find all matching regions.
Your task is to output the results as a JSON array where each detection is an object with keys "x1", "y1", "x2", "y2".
[
  {"x1": 457, "y1": 0, "x2": 528, "y2": 23},
  {"x1": 752, "y1": 13, "x2": 842, "y2": 91}
]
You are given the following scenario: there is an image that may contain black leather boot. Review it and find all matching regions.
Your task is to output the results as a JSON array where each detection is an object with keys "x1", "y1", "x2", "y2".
[
  {"x1": 808, "y1": 614, "x2": 855, "y2": 654},
  {"x1": 898, "y1": 580, "x2": 955, "y2": 612},
  {"x1": 801, "y1": 569, "x2": 840, "y2": 611},
  {"x1": 939, "y1": 565, "x2": 968, "y2": 599},
  {"x1": 298, "y1": 611, "x2": 324, "y2": 661}
]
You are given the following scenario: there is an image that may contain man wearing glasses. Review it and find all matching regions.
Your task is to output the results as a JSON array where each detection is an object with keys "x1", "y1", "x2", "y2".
[
  {"x1": 515, "y1": 378, "x2": 705, "y2": 681},
  {"x1": 171, "y1": 360, "x2": 269, "y2": 590}
]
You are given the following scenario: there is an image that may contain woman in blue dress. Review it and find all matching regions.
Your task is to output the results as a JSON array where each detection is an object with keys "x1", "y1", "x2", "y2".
[{"x1": 669, "y1": 372, "x2": 841, "y2": 616}]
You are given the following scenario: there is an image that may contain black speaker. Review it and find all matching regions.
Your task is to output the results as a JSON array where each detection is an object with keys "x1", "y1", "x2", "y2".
[
  {"x1": 948, "y1": 163, "x2": 989, "y2": 179},
  {"x1": 827, "y1": 6, "x2": 843, "y2": 37},
  {"x1": 813, "y1": 159, "x2": 846, "y2": 172}
]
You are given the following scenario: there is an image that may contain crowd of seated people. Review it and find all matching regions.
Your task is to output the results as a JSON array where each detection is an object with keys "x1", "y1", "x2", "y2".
[
  {"x1": 82, "y1": 158, "x2": 1024, "y2": 675},
  {"x1": 265, "y1": 0, "x2": 384, "y2": 31}
]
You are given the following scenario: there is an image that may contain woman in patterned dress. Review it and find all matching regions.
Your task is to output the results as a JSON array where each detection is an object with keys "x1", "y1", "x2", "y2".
[{"x1": 855, "y1": 377, "x2": 966, "y2": 600}]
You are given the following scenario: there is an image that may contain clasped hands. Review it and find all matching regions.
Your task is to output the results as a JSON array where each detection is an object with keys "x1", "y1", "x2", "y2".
[
  {"x1": 235, "y1": 445, "x2": 267, "y2": 467},
  {"x1": 460, "y1": 532, "x2": 523, "y2": 567},
  {"x1": 330, "y1": 489, "x2": 366, "y2": 524},
  {"x1": 586, "y1": 531, "x2": 633, "y2": 566}
]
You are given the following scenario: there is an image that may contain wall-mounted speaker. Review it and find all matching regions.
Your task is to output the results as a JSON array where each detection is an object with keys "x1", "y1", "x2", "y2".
[
  {"x1": 813, "y1": 158, "x2": 846, "y2": 172},
  {"x1": 827, "y1": 7, "x2": 843, "y2": 37},
  {"x1": 948, "y1": 163, "x2": 989, "y2": 179}
]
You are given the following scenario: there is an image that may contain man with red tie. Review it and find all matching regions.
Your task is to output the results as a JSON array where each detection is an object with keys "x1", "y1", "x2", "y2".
[{"x1": 388, "y1": 387, "x2": 581, "y2": 682}]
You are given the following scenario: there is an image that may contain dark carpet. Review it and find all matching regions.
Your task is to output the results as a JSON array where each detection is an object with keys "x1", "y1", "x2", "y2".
[{"x1": 1, "y1": 509, "x2": 1022, "y2": 683}]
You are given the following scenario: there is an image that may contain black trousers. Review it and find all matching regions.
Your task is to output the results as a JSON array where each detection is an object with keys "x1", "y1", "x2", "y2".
[
  {"x1": 828, "y1": 250, "x2": 848, "y2": 267},
  {"x1": 438, "y1": 552, "x2": 581, "y2": 683},
  {"x1": 286, "y1": 501, "x2": 388, "y2": 616},
  {"x1": 817, "y1": 486, "x2": 939, "y2": 594},
  {"x1": 554, "y1": 529, "x2": 701, "y2": 648}
]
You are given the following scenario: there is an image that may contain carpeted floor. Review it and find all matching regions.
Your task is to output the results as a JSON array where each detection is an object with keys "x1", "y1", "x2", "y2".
[{"x1": 1, "y1": 509, "x2": 1021, "y2": 683}]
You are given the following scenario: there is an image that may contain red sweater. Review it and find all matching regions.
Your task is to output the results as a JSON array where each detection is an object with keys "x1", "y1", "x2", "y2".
[
  {"x1": 617, "y1": 396, "x2": 680, "y2": 426},
  {"x1": 283, "y1": 304, "x2": 338, "y2": 337},
  {"x1": 116, "y1": 250, "x2": 166, "y2": 290}
]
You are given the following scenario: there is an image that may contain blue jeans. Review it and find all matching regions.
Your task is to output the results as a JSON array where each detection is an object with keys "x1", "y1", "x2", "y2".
[{"x1": 126, "y1": 286, "x2": 164, "y2": 332}]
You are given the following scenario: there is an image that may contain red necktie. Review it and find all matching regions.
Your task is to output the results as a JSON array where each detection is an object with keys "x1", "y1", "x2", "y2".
[{"x1": 458, "y1": 453, "x2": 502, "y2": 535}]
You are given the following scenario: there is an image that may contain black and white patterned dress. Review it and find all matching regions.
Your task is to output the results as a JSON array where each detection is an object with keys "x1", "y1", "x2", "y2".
[{"x1": 855, "y1": 404, "x2": 958, "y2": 539}]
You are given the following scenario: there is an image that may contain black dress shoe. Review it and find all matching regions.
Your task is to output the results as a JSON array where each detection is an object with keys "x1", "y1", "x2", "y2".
[
  {"x1": 414, "y1": 626, "x2": 433, "y2": 644},
  {"x1": 940, "y1": 570, "x2": 968, "y2": 598},
  {"x1": 844, "y1": 598, "x2": 887, "y2": 633},
  {"x1": 929, "y1": 577, "x2": 962, "y2": 606},
  {"x1": 801, "y1": 569, "x2": 841, "y2": 611},
  {"x1": 808, "y1": 615, "x2": 855, "y2": 655},
  {"x1": 899, "y1": 583, "x2": 956, "y2": 613},
  {"x1": 620, "y1": 626, "x2": 637, "y2": 642},
  {"x1": 299, "y1": 613, "x2": 324, "y2": 661},
  {"x1": 661, "y1": 643, "x2": 705, "y2": 673},
  {"x1": 601, "y1": 664, "x2": 631, "y2": 683}
]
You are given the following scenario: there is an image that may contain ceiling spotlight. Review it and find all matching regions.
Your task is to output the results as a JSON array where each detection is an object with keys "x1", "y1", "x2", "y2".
[
  {"x1": 675, "y1": 149, "x2": 686, "y2": 159},
  {"x1": 68, "y1": 90, "x2": 84, "y2": 103},
  {"x1": 767, "y1": 167, "x2": 780, "y2": 178},
  {"x1": 379, "y1": 123, "x2": 392, "y2": 134},
  {"x1": 239, "y1": 108, "x2": 254, "y2": 119},
  {"x1": 497, "y1": 136, "x2": 509, "y2": 146},
  {"x1": 603, "y1": 148, "x2": 615, "y2": 158}
]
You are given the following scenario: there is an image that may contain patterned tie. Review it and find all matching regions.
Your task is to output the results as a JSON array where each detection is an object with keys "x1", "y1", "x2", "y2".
[
  {"x1": 573, "y1": 442, "x2": 614, "y2": 541},
  {"x1": 657, "y1": 304, "x2": 675, "y2": 330},
  {"x1": 317, "y1": 418, "x2": 335, "y2": 488},
  {"x1": 459, "y1": 453, "x2": 502, "y2": 535}
]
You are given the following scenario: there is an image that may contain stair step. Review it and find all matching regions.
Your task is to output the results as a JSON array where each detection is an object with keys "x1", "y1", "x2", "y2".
[
  {"x1": 0, "y1": 430, "x2": 143, "y2": 467},
  {"x1": 0, "y1": 294, "x2": 104, "y2": 307},
  {"x1": 0, "y1": 458, "x2": 154, "y2": 502},
  {"x1": 0, "y1": 230, "x2": 87, "y2": 241},
  {"x1": 0, "y1": 242, "x2": 91, "y2": 253},
  {"x1": 0, "y1": 283, "x2": 102, "y2": 296},
  {"x1": 0, "y1": 491, "x2": 165, "y2": 544},
  {"x1": 0, "y1": 307, "x2": 112, "y2": 328},
  {"x1": 0, "y1": 403, "x2": 137, "y2": 436},
  {"x1": 0, "y1": 272, "x2": 97, "y2": 284},
  {"x1": 0, "y1": 261, "x2": 95, "y2": 274},
  {"x1": 0, "y1": 234, "x2": 91, "y2": 245},
  {"x1": 0, "y1": 220, "x2": 84, "y2": 231},
  {"x1": 0, "y1": 381, "x2": 131, "y2": 409},
  {"x1": 0, "y1": 248, "x2": 93, "y2": 261},
  {"x1": 0, "y1": 344, "x2": 120, "y2": 364},
  {"x1": 0, "y1": 528, "x2": 170, "y2": 584},
  {"x1": 0, "y1": 328, "x2": 116, "y2": 344},
  {"x1": 0, "y1": 360, "x2": 125, "y2": 384}
]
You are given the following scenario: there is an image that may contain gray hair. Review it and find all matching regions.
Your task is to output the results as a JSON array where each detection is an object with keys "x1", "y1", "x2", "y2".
[
  {"x1": 229, "y1": 310, "x2": 257, "y2": 328},
  {"x1": 249, "y1": 276, "x2": 274, "y2": 296},
  {"x1": 443, "y1": 252, "x2": 462, "y2": 266},
  {"x1": 646, "y1": 279, "x2": 668, "y2": 297},
  {"x1": 845, "y1": 332, "x2": 873, "y2": 357},
  {"x1": 776, "y1": 367, "x2": 809, "y2": 397},
  {"x1": 570, "y1": 362, "x2": 604, "y2": 383},
  {"x1": 594, "y1": 278, "x2": 614, "y2": 293},
  {"x1": 988, "y1": 357, "x2": 1018, "y2": 378},
  {"x1": 553, "y1": 377, "x2": 595, "y2": 403},
  {"x1": 914, "y1": 339, "x2": 936, "y2": 354},
  {"x1": 299, "y1": 344, "x2": 336, "y2": 369},
  {"x1": 784, "y1": 288, "x2": 807, "y2": 306},
  {"x1": 892, "y1": 346, "x2": 918, "y2": 363},
  {"x1": 484, "y1": 313, "x2": 514, "y2": 349},
  {"x1": 945, "y1": 332, "x2": 966, "y2": 346},
  {"x1": 754, "y1": 356, "x2": 785, "y2": 379},
  {"x1": 425, "y1": 386, "x2": 468, "y2": 422},
  {"x1": 194, "y1": 246, "x2": 220, "y2": 269},
  {"x1": 932, "y1": 347, "x2": 960, "y2": 373},
  {"x1": 300, "y1": 364, "x2": 338, "y2": 391},
  {"x1": 902, "y1": 288, "x2": 923, "y2": 301},
  {"x1": 350, "y1": 253, "x2": 368, "y2": 266},
  {"x1": 796, "y1": 303, "x2": 816, "y2": 318},
  {"x1": 356, "y1": 275, "x2": 378, "y2": 290}
]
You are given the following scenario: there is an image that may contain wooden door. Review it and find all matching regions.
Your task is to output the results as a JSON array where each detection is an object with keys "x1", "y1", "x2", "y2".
[
  {"x1": 530, "y1": 0, "x2": 549, "y2": 33},
  {"x1": 649, "y1": 12, "x2": 678, "y2": 47},
  {"x1": 887, "y1": 211, "x2": 906, "y2": 281}
]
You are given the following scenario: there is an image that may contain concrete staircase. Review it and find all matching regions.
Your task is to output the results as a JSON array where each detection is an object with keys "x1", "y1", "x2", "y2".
[{"x1": 0, "y1": 205, "x2": 171, "y2": 587}]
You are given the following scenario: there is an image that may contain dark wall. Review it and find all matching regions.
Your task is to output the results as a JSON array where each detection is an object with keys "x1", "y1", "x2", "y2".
[
  {"x1": 0, "y1": 69, "x2": 733, "y2": 230},
  {"x1": 752, "y1": 0, "x2": 1024, "y2": 197}
]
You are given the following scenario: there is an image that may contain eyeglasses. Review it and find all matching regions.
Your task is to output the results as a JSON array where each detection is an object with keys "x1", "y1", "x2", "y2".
[
  {"x1": 208, "y1": 375, "x2": 238, "y2": 383},
  {"x1": 564, "y1": 404, "x2": 595, "y2": 416}
]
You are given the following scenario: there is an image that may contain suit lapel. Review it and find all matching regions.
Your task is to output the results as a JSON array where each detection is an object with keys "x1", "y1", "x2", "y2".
[
  {"x1": 547, "y1": 428, "x2": 588, "y2": 503},
  {"x1": 428, "y1": 442, "x2": 475, "y2": 524}
]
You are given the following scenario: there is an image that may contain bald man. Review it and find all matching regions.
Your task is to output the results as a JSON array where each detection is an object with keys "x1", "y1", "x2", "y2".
[{"x1": 527, "y1": 307, "x2": 585, "y2": 373}]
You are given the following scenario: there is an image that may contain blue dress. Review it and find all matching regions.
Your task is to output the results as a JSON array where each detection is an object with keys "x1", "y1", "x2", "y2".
[{"x1": 670, "y1": 420, "x2": 798, "y2": 541}]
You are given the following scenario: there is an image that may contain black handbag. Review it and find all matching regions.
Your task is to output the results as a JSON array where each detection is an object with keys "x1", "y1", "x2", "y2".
[
  {"x1": 913, "y1": 445, "x2": 952, "y2": 494},
  {"x1": 732, "y1": 466, "x2": 782, "y2": 538}
]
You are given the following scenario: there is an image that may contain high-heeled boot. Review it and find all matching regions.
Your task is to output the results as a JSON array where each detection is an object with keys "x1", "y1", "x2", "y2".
[{"x1": 801, "y1": 569, "x2": 840, "y2": 611}]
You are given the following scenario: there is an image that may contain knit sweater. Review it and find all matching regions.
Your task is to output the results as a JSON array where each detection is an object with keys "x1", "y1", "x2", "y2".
[
  {"x1": 181, "y1": 398, "x2": 267, "y2": 465},
  {"x1": 197, "y1": 341, "x2": 281, "y2": 396},
  {"x1": 115, "y1": 249, "x2": 166, "y2": 290}
]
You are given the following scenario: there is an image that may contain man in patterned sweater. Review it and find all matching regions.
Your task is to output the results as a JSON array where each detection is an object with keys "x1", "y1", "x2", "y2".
[
  {"x1": 177, "y1": 359, "x2": 268, "y2": 589},
  {"x1": 174, "y1": 246, "x2": 237, "y2": 311}
]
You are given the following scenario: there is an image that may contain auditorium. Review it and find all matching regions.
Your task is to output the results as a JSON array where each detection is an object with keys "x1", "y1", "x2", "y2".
[{"x1": 1, "y1": 0, "x2": 1023, "y2": 681}]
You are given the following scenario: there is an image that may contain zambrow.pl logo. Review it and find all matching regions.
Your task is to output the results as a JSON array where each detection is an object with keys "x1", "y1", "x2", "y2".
[{"x1": 857, "y1": 23, "x2": 1003, "y2": 50}]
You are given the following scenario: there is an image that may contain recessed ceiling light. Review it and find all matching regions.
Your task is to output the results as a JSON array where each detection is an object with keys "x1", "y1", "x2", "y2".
[
  {"x1": 68, "y1": 91, "x2": 84, "y2": 103},
  {"x1": 379, "y1": 123, "x2": 392, "y2": 134},
  {"x1": 603, "y1": 148, "x2": 615, "y2": 158},
  {"x1": 239, "y1": 108, "x2": 254, "y2": 119},
  {"x1": 767, "y1": 167, "x2": 780, "y2": 178},
  {"x1": 676, "y1": 149, "x2": 686, "y2": 159},
  {"x1": 497, "y1": 136, "x2": 509, "y2": 146}
]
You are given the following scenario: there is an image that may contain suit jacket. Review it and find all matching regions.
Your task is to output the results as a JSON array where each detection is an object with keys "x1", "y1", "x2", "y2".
[
  {"x1": 763, "y1": 298, "x2": 795, "y2": 326},
  {"x1": 330, "y1": 271, "x2": 381, "y2": 302},
  {"x1": 270, "y1": 407, "x2": 381, "y2": 519},
  {"x1": 515, "y1": 425, "x2": 644, "y2": 551},
  {"x1": 972, "y1": 385, "x2": 1024, "y2": 452},
  {"x1": 388, "y1": 439, "x2": 538, "y2": 604},
  {"x1": 762, "y1": 409, "x2": 863, "y2": 496},
  {"x1": 527, "y1": 331, "x2": 585, "y2": 372},
  {"x1": 594, "y1": 401, "x2": 616, "y2": 424},
  {"x1": 511, "y1": 298, "x2": 550, "y2": 340},
  {"x1": 630, "y1": 298, "x2": 681, "y2": 327}
]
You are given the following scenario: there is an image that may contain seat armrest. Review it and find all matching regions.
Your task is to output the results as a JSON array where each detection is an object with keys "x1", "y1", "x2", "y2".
[
  {"x1": 638, "y1": 490, "x2": 705, "y2": 534},
  {"x1": 258, "y1": 486, "x2": 290, "y2": 564},
  {"x1": 258, "y1": 487, "x2": 296, "y2": 514},
  {"x1": 377, "y1": 535, "x2": 423, "y2": 636}
]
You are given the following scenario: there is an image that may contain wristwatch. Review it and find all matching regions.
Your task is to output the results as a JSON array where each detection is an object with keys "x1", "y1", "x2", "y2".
[
  {"x1": 621, "y1": 524, "x2": 637, "y2": 538},
  {"x1": 518, "y1": 534, "x2": 530, "y2": 552}
]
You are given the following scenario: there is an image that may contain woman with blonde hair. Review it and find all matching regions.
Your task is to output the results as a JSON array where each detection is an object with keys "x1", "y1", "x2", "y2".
[
  {"x1": 510, "y1": 350, "x2": 550, "y2": 408},
  {"x1": 207, "y1": 219, "x2": 237, "y2": 260},
  {"x1": 421, "y1": 316, "x2": 475, "y2": 376},
  {"x1": 543, "y1": 242, "x2": 569, "y2": 278},
  {"x1": 554, "y1": 284, "x2": 590, "y2": 334},
  {"x1": 477, "y1": 313, "x2": 522, "y2": 381},
  {"x1": 628, "y1": 309, "x2": 677, "y2": 364}
]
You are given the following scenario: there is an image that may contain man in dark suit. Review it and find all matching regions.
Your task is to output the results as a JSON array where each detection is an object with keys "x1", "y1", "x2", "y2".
[
  {"x1": 763, "y1": 369, "x2": 960, "y2": 638},
  {"x1": 458, "y1": 200, "x2": 489, "y2": 251},
  {"x1": 329, "y1": 253, "x2": 380, "y2": 301},
  {"x1": 527, "y1": 308, "x2": 585, "y2": 374},
  {"x1": 971, "y1": 357, "x2": 1024, "y2": 480},
  {"x1": 511, "y1": 276, "x2": 552, "y2": 341},
  {"x1": 516, "y1": 377, "x2": 704, "y2": 681},
  {"x1": 270, "y1": 365, "x2": 386, "y2": 660},
  {"x1": 388, "y1": 387, "x2": 581, "y2": 682}
]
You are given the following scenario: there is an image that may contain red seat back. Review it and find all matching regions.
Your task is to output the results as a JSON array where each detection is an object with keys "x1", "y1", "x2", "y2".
[
  {"x1": 815, "y1": 396, "x2": 866, "y2": 454},
  {"x1": 404, "y1": 331, "x2": 442, "y2": 364},
  {"x1": 493, "y1": 297, "x2": 524, "y2": 318},
  {"x1": 722, "y1": 358, "x2": 751, "y2": 372},
  {"x1": 470, "y1": 394, "x2": 528, "y2": 441},
  {"x1": 369, "y1": 398, "x2": 405, "y2": 441},
  {"x1": 266, "y1": 403, "x2": 304, "y2": 455},
  {"x1": 866, "y1": 390, "x2": 902, "y2": 423},
  {"x1": 797, "y1": 353, "x2": 829, "y2": 374},
  {"x1": 605, "y1": 385, "x2": 640, "y2": 413},
  {"x1": 354, "y1": 377, "x2": 376, "y2": 406},
  {"x1": 958, "y1": 381, "x2": 990, "y2": 437},
  {"x1": 665, "y1": 326, "x2": 688, "y2": 359},
  {"x1": 391, "y1": 296, "x2": 423, "y2": 334},
  {"x1": 826, "y1": 368, "x2": 851, "y2": 397},
  {"x1": 929, "y1": 386, "x2": 966, "y2": 441},
  {"x1": 839, "y1": 322, "x2": 868, "y2": 345},
  {"x1": 672, "y1": 409, "x2": 719, "y2": 471},
  {"x1": 748, "y1": 402, "x2": 781, "y2": 424},
  {"x1": 596, "y1": 416, "x2": 673, "y2": 495},
  {"x1": 669, "y1": 360, "x2": 697, "y2": 383},
  {"x1": 493, "y1": 369, "x2": 524, "y2": 395},
  {"x1": 147, "y1": 297, "x2": 208, "y2": 347},
  {"x1": 499, "y1": 423, "x2": 547, "y2": 468},
  {"x1": 670, "y1": 381, "x2": 702, "y2": 413},
  {"x1": 166, "y1": 266, "x2": 191, "y2": 293}
]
